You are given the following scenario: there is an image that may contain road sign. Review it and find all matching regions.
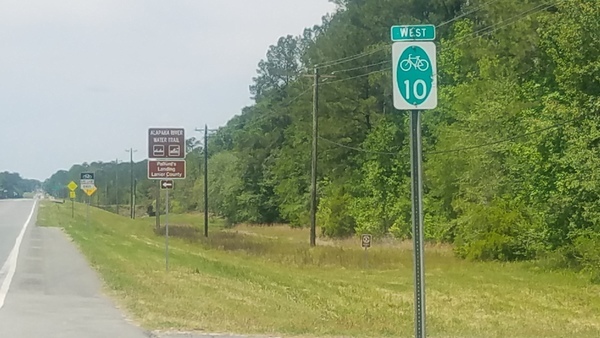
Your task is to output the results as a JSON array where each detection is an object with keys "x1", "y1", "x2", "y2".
[
  {"x1": 391, "y1": 25, "x2": 436, "y2": 41},
  {"x1": 69, "y1": 191, "x2": 76, "y2": 199},
  {"x1": 84, "y1": 186, "x2": 97, "y2": 196},
  {"x1": 148, "y1": 160, "x2": 186, "y2": 180},
  {"x1": 148, "y1": 128, "x2": 185, "y2": 159},
  {"x1": 392, "y1": 41, "x2": 437, "y2": 110},
  {"x1": 361, "y1": 234, "x2": 372, "y2": 248},
  {"x1": 160, "y1": 180, "x2": 174, "y2": 190},
  {"x1": 80, "y1": 172, "x2": 95, "y2": 190},
  {"x1": 67, "y1": 181, "x2": 78, "y2": 191}
]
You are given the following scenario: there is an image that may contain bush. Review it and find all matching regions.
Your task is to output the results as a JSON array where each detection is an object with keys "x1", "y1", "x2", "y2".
[
  {"x1": 573, "y1": 231, "x2": 600, "y2": 283},
  {"x1": 318, "y1": 185, "x2": 356, "y2": 238},
  {"x1": 453, "y1": 198, "x2": 545, "y2": 261}
]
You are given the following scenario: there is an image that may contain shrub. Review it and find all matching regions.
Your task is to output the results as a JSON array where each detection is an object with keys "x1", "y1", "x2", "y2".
[{"x1": 453, "y1": 198, "x2": 545, "y2": 261}]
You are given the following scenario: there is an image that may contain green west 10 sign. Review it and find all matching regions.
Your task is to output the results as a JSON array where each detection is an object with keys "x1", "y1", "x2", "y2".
[{"x1": 392, "y1": 41, "x2": 437, "y2": 110}]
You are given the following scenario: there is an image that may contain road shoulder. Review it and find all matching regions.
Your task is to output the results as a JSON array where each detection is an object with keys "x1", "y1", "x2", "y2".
[{"x1": 0, "y1": 223, "x2": 150, "y2": 338}]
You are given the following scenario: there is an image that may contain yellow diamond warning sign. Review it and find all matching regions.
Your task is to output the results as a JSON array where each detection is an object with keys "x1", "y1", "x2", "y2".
[{"x1": 84, "y1": 186, "x2": 97, "y2": 196}]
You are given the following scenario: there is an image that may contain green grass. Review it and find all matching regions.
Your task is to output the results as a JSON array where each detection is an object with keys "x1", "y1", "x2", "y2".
[{"x1": 37, "y1": 201, "x2": 600, "y2": 337}]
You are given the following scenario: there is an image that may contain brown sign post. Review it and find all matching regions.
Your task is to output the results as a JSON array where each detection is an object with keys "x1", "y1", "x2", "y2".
[
  {"x1": 148, "y1": 127, "x2": 186, "y2": 273},
  {"x1": 148, "y1": 128, "x2": 186, "y2": 159}
]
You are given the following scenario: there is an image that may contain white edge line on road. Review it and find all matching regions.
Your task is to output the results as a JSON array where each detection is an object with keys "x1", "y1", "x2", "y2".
[{"x1": 0, "y1": 199, "x2": 37, "y2": 309}]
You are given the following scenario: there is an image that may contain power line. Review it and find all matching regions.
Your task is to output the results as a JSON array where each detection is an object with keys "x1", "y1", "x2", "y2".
[
  {"x1": 317, "y1": 46, "x2": 387, "y2": 69},
  {"x1": 319, "y1": 136, "x2": 398, "y2": 155},
  {"x1": 428, "y1": 115, "x2": 582, "y2": 155},
  {"x1": 284, "y1": 86, "x2": 314, "y2": 107},
  {"x1": 317, "y1": 0, "x2": 504, "y2": 70},
  {"x1": 317, "y1": 0, "x2": 557, "y2": 71},
  {"x1": 321, "y1": 67, "x2": 390, "y2": 85},
  {"x1": 452, "y1": 0, "x2": 561, "y2": 47},
  {"x1": 319, "y1": 115, "x2": 584, "y2": 157},
  {"x1": 331, "y1": 60, "x2": 390, "y2": 75},
  {"x1": 437, "y1": 0, "x2": 504, "y2": 28},
  {"x1": 316, "y1": 1, "x2": 557, "y2": 87}
]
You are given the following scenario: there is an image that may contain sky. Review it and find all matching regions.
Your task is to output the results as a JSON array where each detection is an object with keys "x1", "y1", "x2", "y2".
[{"x1": 0, "y1": 0, "x2": 336, "y2": 181}]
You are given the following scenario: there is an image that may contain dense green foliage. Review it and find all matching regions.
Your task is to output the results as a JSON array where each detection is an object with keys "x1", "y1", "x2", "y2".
[
  {"x1": 0, "y1": 172, "x2": 39, "y2": 198},
  {"x1": 44, "y1": 0, "x2": 600, "y2": 276}
]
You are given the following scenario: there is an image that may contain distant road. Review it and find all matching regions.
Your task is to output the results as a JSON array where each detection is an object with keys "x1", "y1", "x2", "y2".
[{"x1": 0, "y1": 199, "x2": 148, "y2": 337}]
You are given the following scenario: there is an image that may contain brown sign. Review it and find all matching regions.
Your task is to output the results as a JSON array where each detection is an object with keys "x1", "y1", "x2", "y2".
[
  {"x1": 148, "y1": 128, "x2": 185, "y2": 159},
  {"x1": 160, "y1": 180, "x2": 174, "y2": 190},
  {"x1": 148, "y1": 160, "x2": 186, "y2": 180}
]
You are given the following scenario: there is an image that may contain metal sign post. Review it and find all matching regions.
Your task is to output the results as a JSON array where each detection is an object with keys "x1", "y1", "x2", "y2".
[
  {"x1": 160, "y1": 180, "x2": 174, "y2": 272},
  {"x1": 391, "y1": 26, "x2": 438, "y2": 338},
  {"x1": 82, "y1": 185, "x2": 97, "y2": 227},
  {"x1": 67, "y1": 181, "x2": 78, "y2": 218},
  {"x1": 165, "y1": 188, "x2": 169, "y2": 272},
  {"x1": 410, "y1": 109, "x2": 426, "y2": 338},
  {"x1": 86, "y1": 196, "x2": 90, "y2": 227}
]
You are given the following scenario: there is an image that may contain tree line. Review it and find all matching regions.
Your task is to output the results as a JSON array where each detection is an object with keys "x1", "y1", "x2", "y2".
[
  {"x1": 44, "y1": 0, "x2": 600, "y2": 278},
  {"x1": 0, "y1": 172, "x2": 40, "y2": 199}
]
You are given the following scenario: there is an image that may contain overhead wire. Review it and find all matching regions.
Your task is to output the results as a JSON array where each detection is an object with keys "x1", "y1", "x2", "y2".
[
  {"x1": 319, "y1": 115, "x2": 585, "y2": 157},
  {"x1": 322, "y1": 67, "x2": 390, "y2": 85},
  {"x1": 316, "y1": 0, "x2": 506, "y2": 70},
  {"x1": 428, "y1": 115, "x2": 583, "y2": 155},
  {"x1": 451, "y1": 0, "x2": 561, "y2": 48},
  {"x1": 331, "y1": 60, "x2": 390, "y2": 75},
  {"x1": 317, "y1": 0, "x2": 558, "y2": 87},
  {"x1": 316, "y1": 0, "x2": 558, "y2": 71},
  {"x1": 437, "y1": 0, "x2": 504, "y2": 28},
  {"x1": 284, "y1": 85, "x2": 314, "y2": 107},
  {"x1": 319, "y1": 136, "x2": 399, "y2": 155}
]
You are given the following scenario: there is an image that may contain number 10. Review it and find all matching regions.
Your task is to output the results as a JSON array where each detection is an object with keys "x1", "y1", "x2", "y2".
[{"x1": 404, "y1": 79, "x2": 427, "y2": 100}]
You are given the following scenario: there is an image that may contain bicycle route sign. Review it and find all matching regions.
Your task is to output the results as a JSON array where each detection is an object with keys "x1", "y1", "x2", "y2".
[{"x1": 391, "y1": 27, "x2": 437, "y2": 110}]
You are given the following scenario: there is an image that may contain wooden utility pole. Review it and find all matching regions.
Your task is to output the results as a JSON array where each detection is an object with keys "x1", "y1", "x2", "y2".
[
  {"x1": 195, "y1": 125, "x2": 218, "y2": 237},
  {"x1": 125, "y1": 148, "x2": 137, "y2": 219},
  {"x1": 115, "y1": 158, "x2": 120, "y2": 215},
  {"x1": 310, "y1": 67, "x2": 319, "y2": 247},
  {"x1": 305, "y1": 66, "x2": 335, "y2": 247}
]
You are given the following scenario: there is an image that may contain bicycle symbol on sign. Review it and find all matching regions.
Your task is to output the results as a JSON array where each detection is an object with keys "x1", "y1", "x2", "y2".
[{"x1": 399, "y1": 54, "x2": 430, "y2": 72}]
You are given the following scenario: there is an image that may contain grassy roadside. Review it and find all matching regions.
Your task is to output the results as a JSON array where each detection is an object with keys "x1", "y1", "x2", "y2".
[{"x1": 37, "y1": 201, "x2": 600, "y2": 337}]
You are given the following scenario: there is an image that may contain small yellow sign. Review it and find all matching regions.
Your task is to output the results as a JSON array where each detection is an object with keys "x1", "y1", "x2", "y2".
[
  {"x1": 69, "y1": 191, "x2": 76, "y2": 199},
  {"x1": 67, "y1": 181, "x2": 78, "y2": 191},
  {"x1": 84, "y1": 186, "x2": 97, "y2": 196}
]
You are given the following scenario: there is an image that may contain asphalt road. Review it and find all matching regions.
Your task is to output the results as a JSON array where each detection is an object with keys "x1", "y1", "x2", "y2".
[
  {"x1": 0, "y1": 198, "x2": 274, "y2": 338},
  {"x1": 0, "y1": 199, "x2": 33, "y2": 279},
  {"x1": 0, "y1": 199, "x2": 149, "y2": 337}
]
